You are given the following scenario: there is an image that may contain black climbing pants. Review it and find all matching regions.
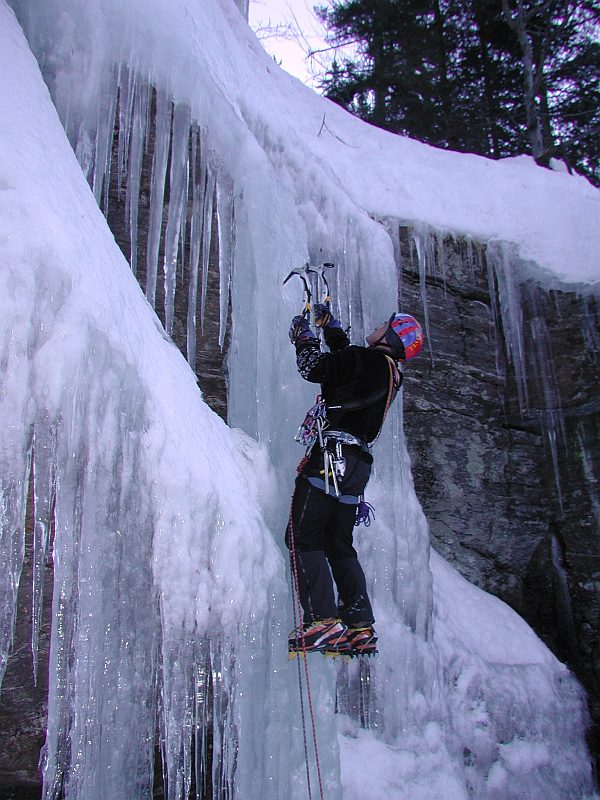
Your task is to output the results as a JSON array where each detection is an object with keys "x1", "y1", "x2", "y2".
[{"x1": 286, "y1": 455, "x2": 375, "y2": 626}]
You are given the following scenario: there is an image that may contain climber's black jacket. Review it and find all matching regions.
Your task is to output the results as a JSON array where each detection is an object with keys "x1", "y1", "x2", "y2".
[{"x1": 294, "y1": 326, "x2": 402, "y2": 444}]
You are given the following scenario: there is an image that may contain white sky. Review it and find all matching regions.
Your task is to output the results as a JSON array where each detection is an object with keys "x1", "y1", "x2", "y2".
[{"x1": 248, "y1": 0, "x2": 331, "y2": 88}]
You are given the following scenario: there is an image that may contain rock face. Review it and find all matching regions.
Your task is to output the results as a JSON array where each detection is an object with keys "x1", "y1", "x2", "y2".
[
  {"x1": 392, "y1": 224, "x2": 600, "y2": 770},
  {"x1": 1, "y1": 108, "x2": 599, "y2": 795}
]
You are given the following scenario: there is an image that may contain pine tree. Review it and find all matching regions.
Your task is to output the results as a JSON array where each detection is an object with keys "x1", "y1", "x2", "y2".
[{"x1": 316, "y1": 0, "x2": 599, "y2": 185}]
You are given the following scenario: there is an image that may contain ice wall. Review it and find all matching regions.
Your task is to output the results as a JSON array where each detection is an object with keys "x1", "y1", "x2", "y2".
[
  {"x1": 0, "y1": 7, "x2": 296, "y2": 799},
  {"x1": 1, "y1": 0, "x2": 598, "y2": 798}
]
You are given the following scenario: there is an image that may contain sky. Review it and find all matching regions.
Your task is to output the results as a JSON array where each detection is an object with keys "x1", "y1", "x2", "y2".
[{"x1": 248, "y1": 0, "x2": 331, "y2": 87}]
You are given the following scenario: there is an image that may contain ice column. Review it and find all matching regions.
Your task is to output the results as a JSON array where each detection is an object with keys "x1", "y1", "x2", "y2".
[
  {"x1": 159, "y1": 636, "x2": 239, "y2": 800},
  {"x1": 126, "y1": 79, "x2": 151, "y2": 277},
  {"x1": 487, "y1": 241, "x2": 530, "y2": 414},
  {"x1": 216, "y1": 178, "x2": 234, "y2": 348},
  {"x1": 0, "y1": 446, "x2": 31, "y2": 688},
  {"x1": 409, "y1": 227, "x2": 437, "y2": 361},
  {"x1": 31, "y1": 424, "x2": 57, "y2": 686},
  {"x1": 40, "y1": 336, "x2": 159, "y2": 800},
  {"x1": 164, "y1": 103, "x2": 191, "y2": 335},
  {"x1": 146, "y1": 89, "x2": 172, "y2": 308},
  {"x1": 527, "y1": 287, "x2": 566, "y2": 505},
  {"x1": 187, "y1": 127, "x2": 205, "y2": 368},
  {"x1": 488, "y1": 243, "x2": 568, "y2": 501}
]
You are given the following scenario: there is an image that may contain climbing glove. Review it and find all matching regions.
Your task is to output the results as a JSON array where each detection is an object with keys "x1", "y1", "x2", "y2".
[
  {"x1": 313, "y1": 303, "x2": 342, "y2": 329},
  {"x1": 289, "y1": 315, "x2": 316, "y2": 345}
]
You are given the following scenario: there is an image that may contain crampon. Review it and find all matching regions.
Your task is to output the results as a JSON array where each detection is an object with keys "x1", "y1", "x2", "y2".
[{"x1": 289, "y1": 620, "x2": 378, "y2": 659}]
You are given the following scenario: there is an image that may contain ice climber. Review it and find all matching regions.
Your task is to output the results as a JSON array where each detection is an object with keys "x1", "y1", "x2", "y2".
[{"x1": 287, "y1": 305, "x2": 424, "y2": 657}]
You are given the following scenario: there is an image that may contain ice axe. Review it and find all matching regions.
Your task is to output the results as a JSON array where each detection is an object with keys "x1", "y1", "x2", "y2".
[
  {"x1": 282, "y1": 263, "x2": 313, "y2": 318},
  {"x1": 307, "y1": 261, "x2": 336, "y2": 309}
]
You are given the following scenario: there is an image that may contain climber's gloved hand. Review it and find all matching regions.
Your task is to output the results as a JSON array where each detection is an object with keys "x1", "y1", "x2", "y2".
[
  {"x1": 289, "y1": 315, "x2": 316, "y2": 345},
  {"x1": 313, "y1": 303, "x2": 342, "y2": 329}
]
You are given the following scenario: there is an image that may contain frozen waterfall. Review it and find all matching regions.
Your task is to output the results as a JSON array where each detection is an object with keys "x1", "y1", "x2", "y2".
[{"x1": 1, "y1": 0, "x2": 599, "y2": 798}]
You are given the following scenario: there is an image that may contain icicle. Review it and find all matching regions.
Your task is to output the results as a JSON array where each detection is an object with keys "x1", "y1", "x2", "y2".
[
  {"x1": 577, "y1": 422, "x2": 600, "y2": 527},
  {"x1": 126, "y1": 78, "x2": 151, "y2": 277},
  {"x1": 160, "y1": 636, "x2": 237, "y2": 800},
  {"x1": 485, "y1": 245, "x2": 504, "y2": 380},
  {"x1": 146, "y1": 89, "x2": 173, "y2": 307},
  {"x1": 528, "y1": 285, "x2": 566, "y2": 505},
  {"x1": 92, "y1": 69, "x2": 119, "y2": 214},
  {"x1": 200, "y1": 168, "x2": 216, "y2": 334},
  {"x1": 216, "y1": 177, "x2": 234, "y2": 348},
  {"x1": 31, "y1": 425, "x2": 56, "y2": 686},
  {"x1": 539, "y1": 409, "x2": 564, "y2": 510},
  {"x1": 335, "y1": 659, "x2": 378, "y2": 731},
  {"x1": 193, "y1": 645, "x2": 210, "y2": 799},
  {"x1": 410, "y1": 229, "x2": 434, "y2": 364},
  {"x1": 465, "y1": 235, "x2": 475, "y2": 282},
  {"x1": 187, "y1": 127, "x2": 207, "y2": 368},
  {"x1": 581, "y1": 295, "x2": 600, "y2": 360},
  {"x1": 41, "y1": 460, "x2": 81, "y2": 800},
  {"x1": 380, "y1": 217, "x2": 403, "y2": 304},
  {"x1": 0, "y1": 444, "x2": 32, "y2": 689},
  {"x1": 550, "y1": 534, "x2": 579, "y2": 656},
  {"x1": 396, "y1": 223, "x2": 403, "y2": 306},
  {"x1": 386, "y1": 219, "x2": 402, "y2": 308},
  {"x1": 436, "y1": 231, "x2": 447, "y2": 294},
  {"x1": 208, "y1": 641, "x2": 236, "y2": 797},
  {"x1": 179, "y1": 171, "x2": 189, "y2": 286},
  {"x1": 40, "y1": 336, "x2": 160, "y2": 800},
  {"x1": 116, "y1": 66, "x2": 136, "y2": 203},
  {"x1": 160, "y1": 634, "x2": 196, "y2": 800},
  {"x1": 163, "y1": 103, "x2": 191, "y2": 336},
  {"x1": 488, "y1": 242, "x2": 529, "y2": 414}
]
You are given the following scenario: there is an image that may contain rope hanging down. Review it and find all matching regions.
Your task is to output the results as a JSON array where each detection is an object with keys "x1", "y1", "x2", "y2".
[{"x1": 288, "y1": 492, "x2": 325, "y2": 800}]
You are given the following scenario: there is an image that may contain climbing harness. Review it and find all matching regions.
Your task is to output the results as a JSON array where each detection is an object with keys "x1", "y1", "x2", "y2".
[
  {"x1": 320, "y1": 430, "x2": 369, "y2": 499},
  {"x1": 294, "y1": 351, "x2": 400, "y2": 503}
]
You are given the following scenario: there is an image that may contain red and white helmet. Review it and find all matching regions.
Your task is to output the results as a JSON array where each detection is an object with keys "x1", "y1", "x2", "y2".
[{"x1": 386, "y1": 313, "x2": 424, "y2": 361}]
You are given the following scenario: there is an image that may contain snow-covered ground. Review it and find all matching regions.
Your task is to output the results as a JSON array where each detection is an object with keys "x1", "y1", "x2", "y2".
[{"x1": 1, "y1": 0, "x2": 598, "y2": 798}]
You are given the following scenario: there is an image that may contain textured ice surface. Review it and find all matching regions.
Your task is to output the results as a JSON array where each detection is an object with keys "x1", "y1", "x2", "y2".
[{"x1": 0, "y1": 0, "x2": 598, "y2": 798}]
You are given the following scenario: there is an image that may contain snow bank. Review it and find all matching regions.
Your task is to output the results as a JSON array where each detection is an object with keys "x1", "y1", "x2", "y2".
[{"x1": 218, "y1": 0, "x2": 600, "y2": 286}]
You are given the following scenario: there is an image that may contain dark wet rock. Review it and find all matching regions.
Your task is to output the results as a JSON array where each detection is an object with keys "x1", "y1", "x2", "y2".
[{"x1": 393, "y1": 224, "x2": 600, "y2": 773}]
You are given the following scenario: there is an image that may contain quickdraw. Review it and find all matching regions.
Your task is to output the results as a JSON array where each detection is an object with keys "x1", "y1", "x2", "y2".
[{"x1": 355, "y1": 500, "x2": 376, "y2": 527}]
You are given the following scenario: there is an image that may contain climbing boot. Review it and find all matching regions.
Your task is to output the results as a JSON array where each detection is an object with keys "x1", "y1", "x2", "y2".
[
  {"x1": 326, "y1": 625, "x2": 378, "y2": 658},
  {"x1": 288, "y1": 618, "x2": 349, "y2": 656}
]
